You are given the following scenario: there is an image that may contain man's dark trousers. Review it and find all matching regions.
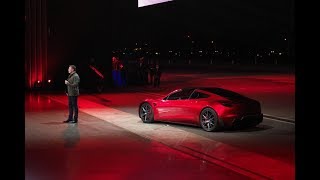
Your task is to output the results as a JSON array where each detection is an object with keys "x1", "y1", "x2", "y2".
[{"x1": 68, "y1": 96, "x2": 78, "y2": 121}]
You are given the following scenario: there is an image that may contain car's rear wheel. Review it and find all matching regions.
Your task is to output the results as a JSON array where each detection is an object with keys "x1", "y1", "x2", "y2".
[
  {"x1": 200, "y1": 108, "x2": 219, "y2": 132},
  {"x1": 139, "y1": 103, "x2": 154, "y2": 123}
]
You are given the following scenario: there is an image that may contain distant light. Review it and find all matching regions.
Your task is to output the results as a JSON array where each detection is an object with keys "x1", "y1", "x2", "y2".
[
  {"x1": 284, "y1": 38, "x2": 287, "y2": 41},
  {"x1": 279, "y1": 53, "x2": 282, "y2": 55},
  {"x1": 155, "y1": 52, "x2": 159, "y2": 55},
  {"x1": 48, "y1": 80, "x2": 51, "y2": 83},
  {"x1": 211, "y1": 41, "x2": 214, "y2": 43},
  {"x1": 192, "y1": 41, "x2": 195, "y2": 43},
  {"x1": 34, "y1": 80, "x2": 42, "y2": 88},
  {"x1": 199, "y1": 51, "x2": 202, "y2": 53}
]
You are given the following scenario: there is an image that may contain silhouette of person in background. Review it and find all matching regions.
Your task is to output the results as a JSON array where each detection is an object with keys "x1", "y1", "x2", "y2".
[
  {"x1": 153, "y1": 64, "x2": 162, "y2": 88},
  {"x1": 148, "y1": 60, "x2": 155, "y2": 85},
  {"x1": 137, "y1": 57, "x2": 147, "y2": 84}
]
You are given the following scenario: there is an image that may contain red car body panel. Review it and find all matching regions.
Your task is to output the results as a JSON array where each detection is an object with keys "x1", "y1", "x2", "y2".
[{"x1": 140, "y1": 87, "x2": 263, "y2": 128}]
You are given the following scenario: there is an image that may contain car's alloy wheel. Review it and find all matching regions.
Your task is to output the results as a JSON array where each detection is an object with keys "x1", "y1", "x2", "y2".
[
  {"x1": 200, "y1": 108, "x2": 219, "y2": 131},
  {"x1": 139, "y1": 103, "x2": 154, "y2": 123}
]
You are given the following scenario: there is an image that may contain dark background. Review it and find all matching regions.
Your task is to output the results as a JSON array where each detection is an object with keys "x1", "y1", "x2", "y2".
[
  {"x1": 10, "y1": 0, "x2": 317, "y2": 179},
  {"x1": 45, "y1": 0, "x2": 294, "y2": 90},
  {"x1": 111, "y1": 0, "x2": 293, "y2": 49}
]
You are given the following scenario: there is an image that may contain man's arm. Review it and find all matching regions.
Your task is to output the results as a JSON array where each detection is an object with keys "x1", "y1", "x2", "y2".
[{"x1": 67, "y1": 75, "x2": 80, "y2": 87}]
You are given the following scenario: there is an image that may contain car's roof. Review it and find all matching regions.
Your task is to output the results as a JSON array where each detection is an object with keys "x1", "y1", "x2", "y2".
[
  {"x1": 181, "y1": 87, "x2": 247, "y2": 100},
  {"x1": 180, "y1": 87, "x2": 197, "y2": 91},
  {"x1": 181, "y1": 87, "x2": 220, "y2": 92}
]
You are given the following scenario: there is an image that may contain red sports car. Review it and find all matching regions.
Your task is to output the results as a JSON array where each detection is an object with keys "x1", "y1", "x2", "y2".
[{"x1": 139, "y1": 87, "x2": 263, "y2": 131}]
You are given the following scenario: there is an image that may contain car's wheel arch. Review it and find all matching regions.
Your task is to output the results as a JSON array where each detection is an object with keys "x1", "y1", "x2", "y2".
[
  {"x1": 199, "y1": 106, "x2": 224, "y2": 128},
  {"x1": 138, "y1": 101, "x2": 150, "y2": 118},
  {"x1": 139, "y1": 102, "x2": 155, "y2": 123}
]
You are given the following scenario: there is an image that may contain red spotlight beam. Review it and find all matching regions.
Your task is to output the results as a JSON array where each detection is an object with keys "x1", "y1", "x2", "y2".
[{"x1": 89, "y1": 65, "x2": 105, "y2": 79}]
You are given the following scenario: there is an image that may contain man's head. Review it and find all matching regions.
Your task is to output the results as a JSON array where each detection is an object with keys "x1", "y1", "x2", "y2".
[{"x1": 68, "y1": 65, "x2": 76, "y2": 74}]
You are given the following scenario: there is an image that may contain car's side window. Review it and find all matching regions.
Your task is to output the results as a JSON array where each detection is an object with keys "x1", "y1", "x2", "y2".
[
  {"x1": 166, "y1": 89, "x2": 196, "y2": 100},
  {"x1": 167, "y1": 91, "x2": 183, "y2": 100},
  {"x1": 190, "y1": 91, "x2": 209, "y2": 99},
  {"x1": 198, "y1": 92, "x2": 210, "y2": 98},
  {"x1": 190, "y1": 91, "x2": 199, "y2": 99}
]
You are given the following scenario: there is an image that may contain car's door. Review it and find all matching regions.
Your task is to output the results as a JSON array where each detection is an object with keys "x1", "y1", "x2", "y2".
[
  {"x1": 169, "y1": 99, "x2": 194, "y2": 122},
  {"x1": 178, "y1": 90, "x2": 211, "y2": 124},
  {"x1": 155, "y1": 90, "x2": 183, "y2": 120},
  {"x1": 156, "y1": 89, "x2": 196, "y2": 122}
]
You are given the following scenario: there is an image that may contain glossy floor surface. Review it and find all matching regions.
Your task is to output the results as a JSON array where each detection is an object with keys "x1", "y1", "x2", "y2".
[{"x1": 26, "y1": 71, "x2": 295, "y2": 180}]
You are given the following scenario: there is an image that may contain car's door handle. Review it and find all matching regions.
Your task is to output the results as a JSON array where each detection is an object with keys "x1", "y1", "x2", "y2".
[{"x1": 153, "y1": 103, "x2": 157, "y2": 106}]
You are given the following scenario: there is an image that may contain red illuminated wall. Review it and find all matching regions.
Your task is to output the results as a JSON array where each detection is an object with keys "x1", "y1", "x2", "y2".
[{"x1": 25, "y1": 0, "x2": 48, "y2": 89}]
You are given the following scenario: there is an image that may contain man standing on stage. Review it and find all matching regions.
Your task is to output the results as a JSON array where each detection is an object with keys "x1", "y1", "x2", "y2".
[{"x1": 63, "y1": 65, "x2": 80, "y2": 123}]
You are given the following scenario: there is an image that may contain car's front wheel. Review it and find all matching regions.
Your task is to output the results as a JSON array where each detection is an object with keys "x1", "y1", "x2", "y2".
[
  {"x1": 200, "y1": 108, "x2": 219, "y2": 132},
  {"x1": 139, "y1": 102, "x2": 154, "y2": 123}
]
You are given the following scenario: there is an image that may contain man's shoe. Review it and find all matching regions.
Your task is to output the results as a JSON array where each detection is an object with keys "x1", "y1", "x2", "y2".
[
  {"x1": 63, "y1": 119, "x2": 72, "y2": 123},
  {"x1": 70, "y1": 120, "x2": 78, "y2": 123}
]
